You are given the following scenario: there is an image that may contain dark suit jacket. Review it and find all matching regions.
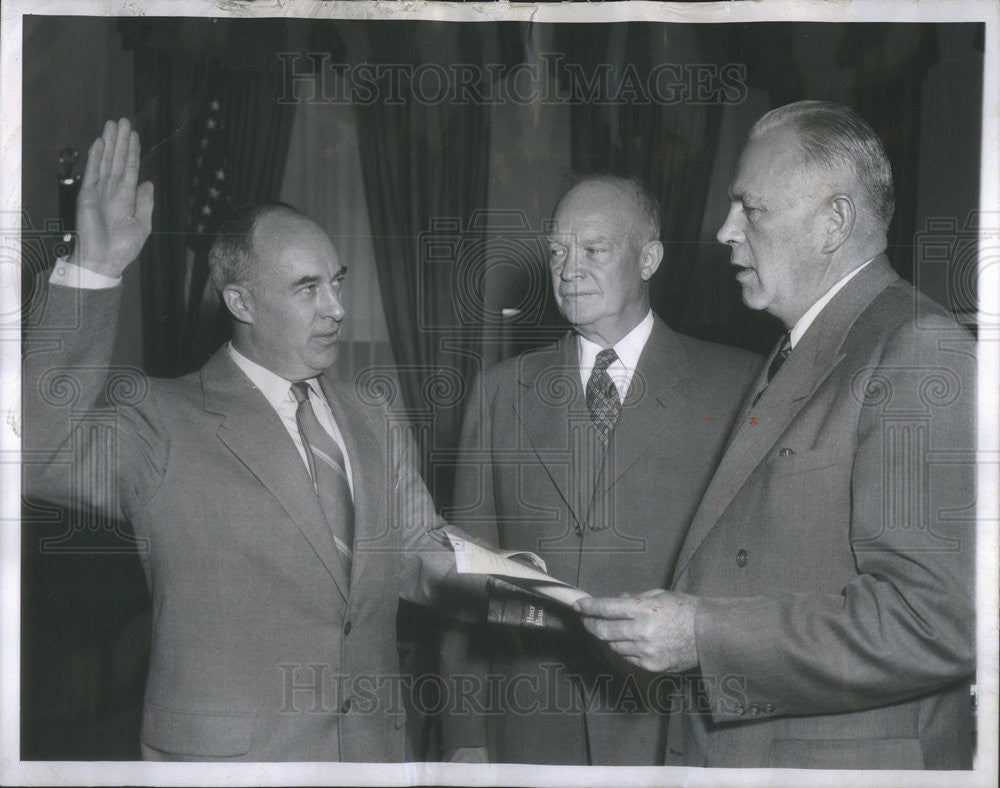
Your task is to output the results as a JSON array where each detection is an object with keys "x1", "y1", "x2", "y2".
[
  {"x1": 442, "y1": 315, "x2": 761, "y2": 764},
  {"x1": 23, "y1": 282, "x2": 466, "y2": 761},
  {"x1": 667, "y1": 257, "x2": 977, "y2": 769}
]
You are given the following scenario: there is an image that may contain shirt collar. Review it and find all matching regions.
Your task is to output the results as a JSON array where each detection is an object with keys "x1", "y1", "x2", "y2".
[
  {"x1": 578, "y1": 309, "x2": 654, "y2": 374},
  {"x1": 789, "y1": 257, "x2": 875, "y2": 349},
  {"x1": 227, "y1": 343, "x2": 320, "y2": 410}
]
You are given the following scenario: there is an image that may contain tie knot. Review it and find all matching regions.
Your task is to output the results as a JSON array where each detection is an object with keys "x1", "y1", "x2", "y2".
[
  {"x1": 594, "y1": 348, "x2": 618, "y2": 372},
  {"x1": 779, "y1": 331, "x2": 792, "y2": 357},
  {"x1": 290, "y1": 381, "x2": 312, "y2": 404}
]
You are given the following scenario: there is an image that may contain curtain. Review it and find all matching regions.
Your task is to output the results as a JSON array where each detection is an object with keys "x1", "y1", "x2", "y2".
[
  {"x1": 123, "y1": 20, "x2": 296, "y2": 375},
  {"x1": 279, "y1": 79, "x2": 397, "y2": 387},
  {"x1": 353, "y1": 23, "x2": 494, "y2": 497},
  {"x1": 559, "y1": 23, "x2": 734, "y2": 339}
]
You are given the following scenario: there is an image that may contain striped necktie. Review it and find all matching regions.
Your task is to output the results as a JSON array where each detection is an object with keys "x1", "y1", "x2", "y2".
[
  {"x1": 587, "y1": 348, "x2": 622, "y2": 446},
  {"x1": 290, "y1": 381, "x2": 354, "y2": 575}
]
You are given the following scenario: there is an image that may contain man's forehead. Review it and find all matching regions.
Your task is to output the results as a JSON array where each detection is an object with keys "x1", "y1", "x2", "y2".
[{"x1": 552, "y1": 191, "x2": 632, "y2": 237}]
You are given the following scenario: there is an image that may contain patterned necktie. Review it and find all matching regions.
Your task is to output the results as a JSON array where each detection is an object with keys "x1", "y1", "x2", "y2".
[
  {"x1": 587, "y1": 348, "x2": 622, "y2": 446},
  {"x1": 752, "y1": 331, "x2": 793, "y2": 407},
  {"x1": 291, "y1": 381, "x2": 354, "y2": 575}
]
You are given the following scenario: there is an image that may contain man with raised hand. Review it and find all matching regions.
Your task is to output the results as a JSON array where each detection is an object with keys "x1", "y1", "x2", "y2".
[{"x1": 23, "y1": 118, "x2": 480, "y2": 761}]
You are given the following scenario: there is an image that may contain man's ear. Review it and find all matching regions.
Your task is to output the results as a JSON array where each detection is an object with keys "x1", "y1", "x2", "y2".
[
  {"x1": 639, "y1": 240, "x2": 664, "y2": 281},
  {"x1": 221, "y1": 284, "x2": 254, "y2": 325},
  {"x1": 822, "y1": 195, "x2": 855, "y2": 253}
]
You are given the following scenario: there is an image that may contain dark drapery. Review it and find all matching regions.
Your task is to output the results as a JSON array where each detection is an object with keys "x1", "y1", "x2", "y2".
[
  {"x1": 563, "y1": 23, "x2": 941, "y2": 355},
  {"x1": 560, "y1": 23, "x2": 735, "y2": 341},
  {"x1": 123, "y1": 20, "x2": 296, "y2": 375},
  {"x1": 353, "y1": 23, "x2": 495, "y2": 494}
]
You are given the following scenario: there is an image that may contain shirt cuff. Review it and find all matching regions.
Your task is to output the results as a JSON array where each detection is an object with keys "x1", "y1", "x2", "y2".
[{"x1": 49, "y1": 260, "x2": 122, "y2": 289}]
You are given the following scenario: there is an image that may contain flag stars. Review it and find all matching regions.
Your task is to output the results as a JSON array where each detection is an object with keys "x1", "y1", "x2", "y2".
[
  {"x1": 201, "y1": 204, "x2": 212, "y2": 217},
  {"x1": 206, "y1": 117, "x2": 217, "y2": 130},
  {"x1": 200, "y1": 137, "x2": 209, "y2": 149},
  {"x1": 208, "y1": 186, "x2": 220, "y2": 199},
  {"x1": 215, "y1": 169, "x2": 225, "y2": 182},
  {"x1": 210, "y1": 98, "x2": 220, "y2": 111}
]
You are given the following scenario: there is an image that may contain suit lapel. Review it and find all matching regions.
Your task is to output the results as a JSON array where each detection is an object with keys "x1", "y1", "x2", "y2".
[
  {"x1": 320, "y1": 379, "x2": 384, "y2": 602},
  {"x1": 202, "y1": 352, "x2": 349, "y2": 602},
  {"x1": 591, "y1": 318, "x2": 692, "y2": 510},
  {"x1": 673, "y1": 256, "x2": 900, "y2": 581},
  {"x1": 517, "y1": 334, "x2": 591, "y2": 529}
]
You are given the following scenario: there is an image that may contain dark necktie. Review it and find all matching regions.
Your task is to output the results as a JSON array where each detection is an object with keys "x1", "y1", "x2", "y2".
[
  {"x1": 291, "y1": 381, "x2": 354, "y2": 574},
  {"x1": 767, "y1": 331, "x2": 793, "y2": 383},
  {"x1": 752, "y1": 331, "x2": 793, "y2": 407},
  {"x1": 587, "y1": 348, "x2": 622, "y2": 445}
]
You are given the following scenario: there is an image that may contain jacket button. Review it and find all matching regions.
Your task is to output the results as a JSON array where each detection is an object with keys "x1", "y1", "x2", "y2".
[
  {"x1": 736, "y1": 549, "x2": 749, "y2": 568},
  {"x1": 762, "y1": 704, "x2": 775, "y2": 714},
  {"x1": 344, "y1": 621, "x2": 352, "y2": 636},
  {"x1": 749, "y1": 704, "x2": 760, "y2": 715},
  {"x1": 341, "y1": 698, "x2": 352, "y2": 714},
  {"x1": 735, "y1": 705, "x2": 747, "y2": 716}
]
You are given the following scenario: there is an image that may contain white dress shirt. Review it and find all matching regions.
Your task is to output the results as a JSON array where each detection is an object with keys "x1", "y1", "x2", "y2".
[
  {"x1": 50, "y1": 261, "x2": 354, "y2": 495},
  {"x1": 226, "y1": 345, "x2": 354, "y2": 496},
  {"x1": 577, "y1": 309, "x2": 655, "y2": 401},
  {"x1": 789, "y1": 258, "x2": 875, "y2": 349}
]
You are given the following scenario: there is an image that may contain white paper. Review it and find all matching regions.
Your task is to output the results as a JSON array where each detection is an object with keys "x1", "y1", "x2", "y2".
[{"x1": 447, "y1": 533, "x2": 590, "y2": 606}]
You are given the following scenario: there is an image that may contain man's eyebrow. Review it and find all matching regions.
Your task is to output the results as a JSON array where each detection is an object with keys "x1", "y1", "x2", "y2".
[
  {"x1": 335, "y1": 265, "x2": 348, "y2": 277},
  {"x1": 292, "y1": 274, "x2": 321, "y2": 288}
]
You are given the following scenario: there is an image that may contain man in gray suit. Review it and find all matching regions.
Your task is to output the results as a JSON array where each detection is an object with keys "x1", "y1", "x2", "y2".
[
  {"x1": 23, "y1": 118, "x2": 482, "y2": 761},
  {"x1": 577, "y1": 101, "x2": 976, "y2": 769},
  {"x1": 440, "y1": 176, "x2": 761, "y2": 764}
]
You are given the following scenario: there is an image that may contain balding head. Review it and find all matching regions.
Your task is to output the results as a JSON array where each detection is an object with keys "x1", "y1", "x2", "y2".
[
  {"x1": 749, "y1": 100, "x2": 895, "y2": 235},
  {"x1": 208, "y1": 202, "x2": 309, "y2": 293},
  {"x1": 548, "y1": 175, "x2": 663, "y2": 347}
]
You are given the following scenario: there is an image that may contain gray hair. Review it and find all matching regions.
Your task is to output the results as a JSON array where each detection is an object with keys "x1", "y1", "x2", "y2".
[
  {"x1": 750, "y1": 100, "x2": 895, "y2": 232},
  {"x1": 207, "y1": 201, "x2": 306, "y2": 291},
  {"x1": 561, "y1": 174, "x2": 661, "y2": 244}
]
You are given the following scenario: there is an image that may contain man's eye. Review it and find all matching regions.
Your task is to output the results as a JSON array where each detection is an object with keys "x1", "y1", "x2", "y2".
[
  {"x1": 586, "y1": 247, "x2": 606, "y2": 255},
  {"x1": 301, "y1": 284, "x2": 318, "y2": 294},
  {"x1": 549, "y1": 246, "x2": 566, "y2": 258}
]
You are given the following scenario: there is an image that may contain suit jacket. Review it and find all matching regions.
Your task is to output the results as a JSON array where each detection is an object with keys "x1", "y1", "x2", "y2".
[
  {"x1": 667, "y1": 257, "x2": 977, "y2": 770},
  {"x1": 441, "y1": 315, "x2": 761, "y2": 764},
  {"x1": 22, "y1": 282, "x2": 467, "y2": 761}
]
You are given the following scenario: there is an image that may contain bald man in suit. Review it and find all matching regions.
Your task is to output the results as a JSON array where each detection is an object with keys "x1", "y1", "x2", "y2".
[
  {"x1": 23, "y1": 119, "x2": 482, "y2": 761},
  {"x1": 440, "y1": 176, "x2": 760, "y2": 764},
  {"x1": 577, "y1": 101, "x2": 976, "y2": 770}
]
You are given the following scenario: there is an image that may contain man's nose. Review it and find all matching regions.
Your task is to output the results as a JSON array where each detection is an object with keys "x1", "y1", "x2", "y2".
[
  {"x1": 319, "y1": 287, "x2": 346, "y2": 321},
  {"x1": 559, "y1": 246, "x2": 583, "y2": 280},
  {"x1": 716, "y1": 204, "x2": 743, "y2": 245}
]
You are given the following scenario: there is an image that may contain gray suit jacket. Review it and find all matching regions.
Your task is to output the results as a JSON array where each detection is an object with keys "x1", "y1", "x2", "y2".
[
  {"x1": 23, "y1": 282, "x2": 466, "y2": 761},
  {"x1": 667, "y1": 257, "x2": 977, "y2": 769},
  {"x1": 442, "y1": 316, "x2": 761, "y2": 764}
]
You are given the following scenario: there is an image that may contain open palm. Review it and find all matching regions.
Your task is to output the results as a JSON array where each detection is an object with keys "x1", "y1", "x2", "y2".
[{"x1": 71, "y1": 118, "x2": 154, "y2": 278}]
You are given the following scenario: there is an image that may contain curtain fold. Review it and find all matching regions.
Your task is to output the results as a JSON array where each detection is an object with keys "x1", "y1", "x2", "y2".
[
  {"x1": 353, "y1": 24, "x2": 493, "y2": 494},
  {"x1": 560, "y1": 23, "x2": 733, "y2": 338},
  {"x1": 125, "y1": 20, "x2": 296, "y2": 375}
]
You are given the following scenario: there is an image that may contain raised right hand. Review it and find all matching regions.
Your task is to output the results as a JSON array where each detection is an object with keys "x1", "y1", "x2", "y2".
[{"x1": 69, "y1": 118, "x2": 154, "y2": 278}]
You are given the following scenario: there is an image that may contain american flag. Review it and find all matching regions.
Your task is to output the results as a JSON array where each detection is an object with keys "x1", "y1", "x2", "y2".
[{"x1": 186, "y1": 95, "x2": 231, "y2": 255}]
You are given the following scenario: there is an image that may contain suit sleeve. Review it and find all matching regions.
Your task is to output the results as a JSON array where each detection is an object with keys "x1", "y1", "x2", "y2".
[
  {"x1": 22, "y1": 280, "x2": 168, "y2": 522},
  {"x1": 694, "y1": 316, "x2": 976, "y2": 720},
  {"x1": 391, "y1": 371, "x2": 493, "y2": 613}
]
